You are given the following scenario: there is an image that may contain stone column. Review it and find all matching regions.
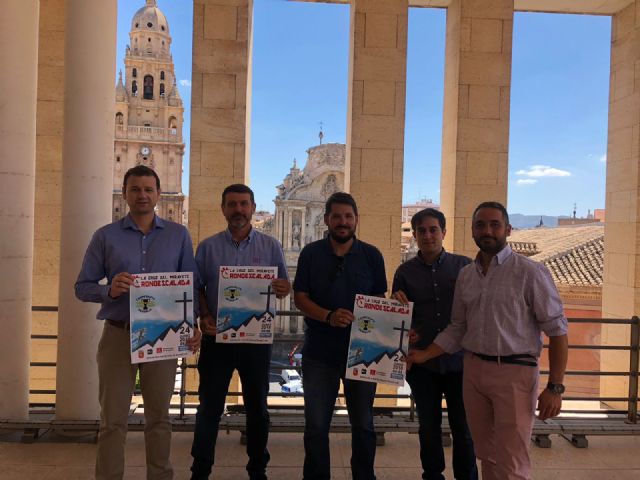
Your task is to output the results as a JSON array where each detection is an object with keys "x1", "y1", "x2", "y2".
[
  {"x1": 346, "y1": 0, "x2": 408, "y2": 291},
  {"x1": 286, "y1": 209, "x2": 293, "y2": 250},
  {"x1": 346, "y1": 0, "x2": 408, "y2": 407},
  {"x1": 189, "y1": 0, "x2": 253, "y2": 244},
  {"x1": 440, "y1": 0, "x2": 513, "y2": 258},
  {"x1": 55, "y1": 0, "x2": 117, "y2": 420},
  {"x1": 188, "y1": 0, "x2": 253, "y2": 403},
  {"x1": 300, "y1": 208, "x2": 306, "y2": 249},
  {"x1": 0, "y1": 0, "x2": 39, "y2": 420},
  {"x1": 601, "y1": 0, "x2": 640, "y2": 406},
  {"x1": 32, "y1": 0, "x2": 66, "y2": 408}
]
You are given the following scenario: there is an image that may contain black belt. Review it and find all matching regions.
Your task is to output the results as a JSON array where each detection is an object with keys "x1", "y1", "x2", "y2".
[
  {"x1": 106, "y1": 319, "x2": 130, "y2": 331},
  {"x1": 473, "y1": 352, "x2": 537, "y2": 367}
]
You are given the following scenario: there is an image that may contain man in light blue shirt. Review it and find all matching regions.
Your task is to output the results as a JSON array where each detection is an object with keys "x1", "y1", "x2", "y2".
[
  {"x1": 190, "y1": 184, "x2": 290, "y2": 480},
  {"x1": 75, "y1": 165, "x2": 201, "y2": 480}
]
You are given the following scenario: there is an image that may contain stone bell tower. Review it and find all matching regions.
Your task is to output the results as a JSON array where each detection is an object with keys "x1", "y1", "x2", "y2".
[{"x1": 113, "y1": 0, "x2": 185, "y2": 223}]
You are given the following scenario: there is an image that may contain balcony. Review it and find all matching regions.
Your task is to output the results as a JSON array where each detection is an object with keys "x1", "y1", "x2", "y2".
[
  {"x1": 115, "y1": 124, "x2": 181, "y2": 143},
  {"x1": 1, "y1": 429, "x2": 639, "y2": 479}
]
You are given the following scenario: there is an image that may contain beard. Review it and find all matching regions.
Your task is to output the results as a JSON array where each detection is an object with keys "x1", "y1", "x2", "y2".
[
  {"x1": 329, "y1": 227, "x2": 355, "y2": 244},
  {"x1": 474, "y1": 235, "x2": 506, "y2": 255}
]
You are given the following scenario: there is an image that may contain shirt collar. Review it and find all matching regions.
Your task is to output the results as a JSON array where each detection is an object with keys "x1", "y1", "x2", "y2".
[
  {"x1": 474, "y1": 243, "x2": 512, "y2": 270},
  {"x1": 495, "y1": 244, "x2": 513, "y2": 264},
  {"x1": 417, "y1": 248, "x2": 446, "y2": 266},
  {"x1": 224, "y1": 227, "x2": 255, "y2": 245},
  {"x1": 324, "y1": 235, "x2": 359, "y2": 256},
  {"x1": 122, "y1": 214, "x2": 164, "y2": 232}
]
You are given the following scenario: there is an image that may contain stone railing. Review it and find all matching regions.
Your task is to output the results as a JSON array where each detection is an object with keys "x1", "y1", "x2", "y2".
[{"x1": 115, "y1": 124, "x2": 180, "y2": 142}]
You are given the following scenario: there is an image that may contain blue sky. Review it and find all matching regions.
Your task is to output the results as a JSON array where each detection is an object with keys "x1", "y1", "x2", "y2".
[{"x1": 116, "y1": 0, "x2": 610, "y2": 217}]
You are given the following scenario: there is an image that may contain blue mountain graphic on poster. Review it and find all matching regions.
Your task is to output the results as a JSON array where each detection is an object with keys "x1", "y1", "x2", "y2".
[
  {"x1": 345, "y1": 294, "x2": 413, "y2": 386},
  {"x1": 216, "y1": 266, "x2": 277, "y2": 344},
  {"x1": 129, "y1": 272, "x2": 194, "y2": 364}
]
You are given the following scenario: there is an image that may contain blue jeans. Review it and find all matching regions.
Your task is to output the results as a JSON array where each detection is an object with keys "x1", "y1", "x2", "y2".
[
  {"x1": 302, "y1": 357, "x2": 377, "y2": 480},
  {"x1": 406, "y1": 368, "x2": 478, "y2": 480},
  {"x1": 190, "y1": 336, "x2": 271, "y2": 479}
]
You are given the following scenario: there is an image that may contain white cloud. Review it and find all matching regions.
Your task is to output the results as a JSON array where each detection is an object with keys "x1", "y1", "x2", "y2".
[
  {"x1": 599, "y1": 154, "x2": 607, "y2": 163},
  {"x1": 516, "y1": 179, "x2": 538, "y2": 185},
  {"x1": 515, "y1": 165, "x2": 571, "y2": 178},
  {"x1": 178, "y1": 79, "x2": 191, "y2": 87}
]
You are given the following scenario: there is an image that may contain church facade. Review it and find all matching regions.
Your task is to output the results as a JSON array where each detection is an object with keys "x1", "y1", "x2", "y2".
[{"x1": 112, "y1": 0, "x2": 185, "y2": 223}]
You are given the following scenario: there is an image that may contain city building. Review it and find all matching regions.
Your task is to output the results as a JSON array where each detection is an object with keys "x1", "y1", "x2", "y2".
[{"x1": 112, "y1": 0, "x2": 186, "y2": 223}]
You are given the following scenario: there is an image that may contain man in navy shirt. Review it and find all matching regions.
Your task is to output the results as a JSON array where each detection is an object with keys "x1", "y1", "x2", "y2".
[
  {"x1": 75, "y1": 165, "x2": 201, "y2": 480},
  {"x1": 392, "y1": 209, "x2": 477, "y2": 480},
  {"x1": 190, "y1": 184, "x2": 290, "y2": 480},
  {"x1": 294, "y1": 192, "x2": 387, "y2": 480}
]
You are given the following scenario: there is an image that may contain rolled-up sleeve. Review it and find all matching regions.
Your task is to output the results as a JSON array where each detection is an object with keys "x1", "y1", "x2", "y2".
[
  {"x1": 74, "y1": 230, "x2": 111, "y2": 304},
  {"x1": 531, "y1": 263, "x2": 568, "y2": 337}
]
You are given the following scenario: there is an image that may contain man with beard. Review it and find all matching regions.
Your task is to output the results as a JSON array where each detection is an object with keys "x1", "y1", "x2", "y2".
[
  {"x1": 190, "y1": 184, "x2": 290, "y2": 480},
  {"x1": 407, "y1": 201, "x2": 568, "y2": 480},
  {"x1": 392, "y1": 208, "x2": 477, "y2": 480},
  {"x1": 294, "y1": 192, "x2": 387, "y2": 480}
]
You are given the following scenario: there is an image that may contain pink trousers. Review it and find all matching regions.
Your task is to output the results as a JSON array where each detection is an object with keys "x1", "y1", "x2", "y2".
[{"x1": 462, "y1": 353, "x2": 539, "y2": 480}]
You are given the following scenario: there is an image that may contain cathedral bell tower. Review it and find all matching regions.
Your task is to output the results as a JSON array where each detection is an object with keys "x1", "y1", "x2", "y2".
[{"x1": 113, "y1": 0, "x2": 185, "y2": 223}]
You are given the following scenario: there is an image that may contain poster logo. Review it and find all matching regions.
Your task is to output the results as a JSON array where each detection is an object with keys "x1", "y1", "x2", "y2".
[
  {"x1": 138, "y1": 351, "x2": 144, "y2": 359},
  {"x1": 135, "y1": 295, "x2": 156, "y2": 313},
  {"x1": 358, "y1": 316, "x2": 375, "y2": 333},
  {"x1": 223, "y1": 286, "x2": 242, "y2": 301},
  {"x1": 156, "y1": 348, "x2": 163, "y2": 354}
]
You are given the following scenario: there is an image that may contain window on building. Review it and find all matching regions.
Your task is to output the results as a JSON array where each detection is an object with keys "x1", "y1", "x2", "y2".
[
  {"x1": 115, "y1": 207, "x2": 120, "y2": 213},
  {"x1": 132, "y1": 80, "x2": 137, "y2": 96},
  {"x1": 160, "y1": 71, "x2": 165, "y2": 80},
  {"x1": 143, "y1": 75, "x2": 154, "y2": 100},
  {"x1": 115, "y1": 112, "x2": 123, "y2": 125},
  {"x1": 116, "y1": 156, "x2": 121, "y2": 163},
  {"x1": 147, "y1": 22, "x2": 153, "y2": 28},
  {"x1": 160, "y1": 83, "x2": 165, "y2": 96},
  {"x1": 132, "y1": 68, "x2": 137, "y2": 78}
]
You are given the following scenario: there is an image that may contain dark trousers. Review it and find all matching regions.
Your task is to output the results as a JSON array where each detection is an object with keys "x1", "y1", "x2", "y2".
[
  {"x1": 406, "y1": 368, "x2": 478, "y2": 480},
  {"x1": 190, "y1": 336, "x2": 271, "y2": 479},
  {"x1": 302, "y1": 357, "x2": 377, "y2": 480}
]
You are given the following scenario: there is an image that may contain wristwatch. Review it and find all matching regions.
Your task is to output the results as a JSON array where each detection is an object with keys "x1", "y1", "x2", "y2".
[{"x1": 546, "y1": 382, "x2": 565, "y2": 395}]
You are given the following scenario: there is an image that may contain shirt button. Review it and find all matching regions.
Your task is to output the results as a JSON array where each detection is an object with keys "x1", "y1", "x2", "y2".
[
  {"x1": 142, "y1": 267, "x2": 146, "y2": 271},
  {"x1": 434, "y1": 283, "x2": 438, "y2": 287},
  {"x1": 142, "y1": 250, "x2": 146, "y2": 254},
  {"x1": 436, "y1": 297, "x2": 440, "y2": 301},
  {"x1": 436, "y1": 313, "x2": 441, "y2": 317}
]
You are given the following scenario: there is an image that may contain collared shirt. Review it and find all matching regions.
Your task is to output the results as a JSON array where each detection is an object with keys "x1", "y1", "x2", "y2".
[
  {"x1": 75, "y1": 214, "x2": 198, "y2": 323},
  {"x1": 196, "y1": 228, "x2": 288, "y2": 315},
  {"x1": 435, "y1": 244, "x2": 568, "y2": 357},
  {"x1": 392, "y1": 250, "x2": 471, "y2": 373},
  {"x1": 294, "y1": 237, "x2": 387, "y2": 365}
]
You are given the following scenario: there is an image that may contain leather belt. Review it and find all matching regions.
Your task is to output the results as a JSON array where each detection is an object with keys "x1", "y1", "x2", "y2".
[
  {"x1": 473, "y1": 352, "x2": 537, "y2": 367},
  {"x1": 106, "y1": 319, "x2": 130, "y2": 331}
]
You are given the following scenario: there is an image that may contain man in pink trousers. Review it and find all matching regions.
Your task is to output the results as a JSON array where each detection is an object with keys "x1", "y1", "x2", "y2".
[{"x1": 407, "y1": 201, "x2": 569, "y2": 480}]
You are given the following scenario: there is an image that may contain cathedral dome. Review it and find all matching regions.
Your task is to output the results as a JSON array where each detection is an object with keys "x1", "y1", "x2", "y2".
[{"x1": 131, "y1": 0, "x2": 170, "y2": 36}]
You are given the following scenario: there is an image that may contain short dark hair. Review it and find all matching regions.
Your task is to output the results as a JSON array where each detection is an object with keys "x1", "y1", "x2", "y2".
[
  {"x1": 221, "y1": 184, "x2": 255, "y2": 205},
  {"x1": 325, "y1": 192, "x2": 358, "y2": 216},
  {"x1": 123, "y1": 165, "x2": 160, "y2": 191},
  {"x1": 411, "y1": 208, "x2": 445, "y2": 231},
  {"x1": 472, "y1": 201, "x2": 510, "y2": 225}
]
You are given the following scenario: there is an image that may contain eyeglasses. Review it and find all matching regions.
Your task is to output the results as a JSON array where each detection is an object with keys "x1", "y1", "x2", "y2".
[{"x1": 330, "y1": 256, "x2": 345, "y2": 281}]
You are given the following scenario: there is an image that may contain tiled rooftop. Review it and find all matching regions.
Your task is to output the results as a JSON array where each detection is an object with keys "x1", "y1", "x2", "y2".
[{"x1": 509, "y1": 224, "x2": 604, "y2": 287}]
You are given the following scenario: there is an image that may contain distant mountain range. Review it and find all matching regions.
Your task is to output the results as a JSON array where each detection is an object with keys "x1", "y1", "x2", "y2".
[{"x1": 510, "y1": 214, "x2": 559, "y2": 229}]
